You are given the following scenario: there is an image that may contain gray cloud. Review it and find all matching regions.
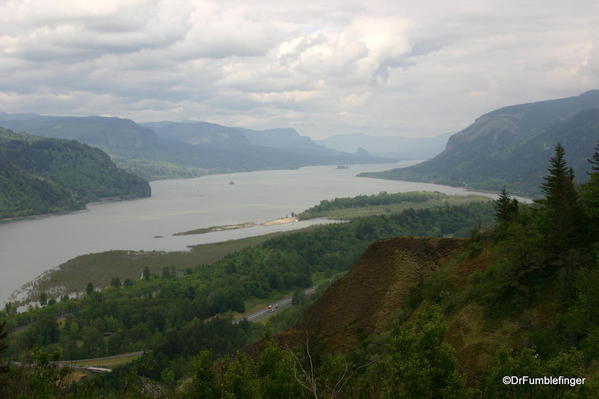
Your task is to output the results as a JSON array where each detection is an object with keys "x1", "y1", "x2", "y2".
[{"x1": 0, "y1": 0, "x2": 598, "y2": 138}]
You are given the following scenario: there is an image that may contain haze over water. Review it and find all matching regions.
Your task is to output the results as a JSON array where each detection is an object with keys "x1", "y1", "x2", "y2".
[{"x1": 0, "y1": 162, "x2": 501, "y2": 303}]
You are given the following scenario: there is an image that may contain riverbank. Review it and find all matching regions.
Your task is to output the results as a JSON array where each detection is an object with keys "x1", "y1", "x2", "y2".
[
  {"x1": 12, "y1": 228, "x2": 321, "y2": 306},
  {"x1": 263, "y1": 216, "x2": 299, "y2": 226},
  {"x1": 0, "y1": 194, "x2": 149, "y2": 224}
]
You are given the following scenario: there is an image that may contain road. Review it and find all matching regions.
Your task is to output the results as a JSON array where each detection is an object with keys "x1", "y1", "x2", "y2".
[{"x1": 233, "y1": 286, "x2": 316, "y2": 324}]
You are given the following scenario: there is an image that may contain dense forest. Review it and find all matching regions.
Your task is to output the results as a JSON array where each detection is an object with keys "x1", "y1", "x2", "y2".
[
  {"x1": 180, "y1": 141, "x2": 599, "y2": 399},
  {"x1": 1, "y1": 141, "x2": 598, "y2": 397},
  {"x1": 0, "y1": 197, "x2": 493, "y2": 396},
  {"x1": 0, "y1": 128, "x2": 150, "y2": 218}
]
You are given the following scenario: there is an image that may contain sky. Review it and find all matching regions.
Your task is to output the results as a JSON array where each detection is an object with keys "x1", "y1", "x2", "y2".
[{"x1": 0, "y1": 0, "x2": 598, "y2": 139}]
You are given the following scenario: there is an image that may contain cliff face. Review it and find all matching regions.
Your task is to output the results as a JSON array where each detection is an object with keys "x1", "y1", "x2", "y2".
[
  {"x1": 360, "y1": 91, "x2": 599, "y2": 196},
  {"x1": 284, "y1": 237, "x2": 467, "y2": 352}
]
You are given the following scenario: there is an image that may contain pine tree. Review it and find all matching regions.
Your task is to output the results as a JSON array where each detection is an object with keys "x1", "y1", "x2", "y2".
[
  {"x1": 86, "y1": 282, "x2": 94, "y2": 295},
  {"x1": 540, "y1": 143, "x2": 580, "y2": 260},
  {"x1": 579, "y1": 140, "x2": 599, "y2": 242},
  {"x1": 494, "y1": 186, "x2": 519, "y2": 224},
  {"x1": 587, "y1": 141, "x2": 599, "y2": 174}
]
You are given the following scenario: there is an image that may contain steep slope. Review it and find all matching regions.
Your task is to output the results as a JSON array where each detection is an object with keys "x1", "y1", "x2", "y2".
[
  {"x1": 361, "y1": 91, "x2": 599, "y2": 195},
  {"x1": 0, "y1": 153, "x2": 76, "y2": 218},
  {"x1": 0, "y1": 128, "x2": 150, "y2": 218},
  {"x1": 282, "y1": 237, "x2": 467, "y2": 352}
]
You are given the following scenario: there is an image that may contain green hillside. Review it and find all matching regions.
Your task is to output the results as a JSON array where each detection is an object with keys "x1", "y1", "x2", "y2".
[
  {"x1": 361, "y1": 91, "x2": 599, "y2": 196},
  {"x1": 1, "y1": 140, "x2": 597, "y2": 398},
  {"x1": 0, "y1": 128, "x2": 150, "y2": 219}
]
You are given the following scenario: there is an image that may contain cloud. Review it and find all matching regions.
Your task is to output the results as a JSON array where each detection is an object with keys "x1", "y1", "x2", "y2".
[{"x1": 0, "y1": 0, "x2": 598, "y2": 138}]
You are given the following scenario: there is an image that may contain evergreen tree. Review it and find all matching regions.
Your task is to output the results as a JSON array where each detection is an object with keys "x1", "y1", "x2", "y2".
[
  {"x1": 85, "y1": 282, "x2": 94, "y2": 296},
  {"x1": 587, "y1": 141, "x2": 599, "y2": 174},
  {"x1": 540, "y1": 144, "x2": 580, "y2": 257},
  {"x1": 494, "y1": 186, "x2": 519, "y2": 224},
  {"x1": 579, "y1": 141, "x2": 599, "y2": 242}
]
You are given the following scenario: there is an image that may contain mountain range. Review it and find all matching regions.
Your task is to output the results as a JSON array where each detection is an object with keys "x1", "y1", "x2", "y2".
[
  {"x1": 317, "y1": 132, "x2": 452, "y2": 159},
  {"x1": 360, "y1": 90, "x2": 599, "y2": 196},
  {"x1": 0, "y1": 115, "x2": 392, "y2": 180}
]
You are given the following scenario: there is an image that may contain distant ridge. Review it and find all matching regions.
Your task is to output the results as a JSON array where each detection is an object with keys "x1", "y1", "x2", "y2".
[
  {"x1": 360, "y1": 90, "x2": 599, "y2": 196},
  {"x1": 0, "y1": 114, "x2": 392, "y2": 180},
  {"x1": 317, "y1": 132, "x2": 452, "y2": 160}
]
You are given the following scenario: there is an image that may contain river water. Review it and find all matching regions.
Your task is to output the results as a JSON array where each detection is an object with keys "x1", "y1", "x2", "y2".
[{"x1": 0, "y1": 162, "x2": 501, "y2": 304}]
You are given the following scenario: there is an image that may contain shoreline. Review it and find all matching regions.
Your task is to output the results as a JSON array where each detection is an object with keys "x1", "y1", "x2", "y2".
[
  {"x1": 173, "y1": 217, "x2": 300, "y2": 236},
  {"x1": 0, "y1": 195, "x2": 149, "y2": 224},
  {"x1": 262, "y1": 216, "x2": 299, "y2": 226}
]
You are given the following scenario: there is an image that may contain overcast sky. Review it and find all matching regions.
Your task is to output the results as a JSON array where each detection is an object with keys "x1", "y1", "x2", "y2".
[{"x1": 1, "y1": 0, "x2": 598, "y2": 139}]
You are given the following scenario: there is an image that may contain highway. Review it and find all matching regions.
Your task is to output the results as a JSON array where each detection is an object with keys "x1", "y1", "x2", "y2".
[{"x1": 233, "y1": 286, "x2": 316, "y2": 324}]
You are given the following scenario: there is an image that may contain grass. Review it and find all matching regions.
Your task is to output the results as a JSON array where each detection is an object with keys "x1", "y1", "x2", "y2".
[
  {"x1": 32, "y1": 230, "x2": 309, "y2": 299},
  {"x1": 299, "y1": 194, "x2": 490, "y2": 220}
]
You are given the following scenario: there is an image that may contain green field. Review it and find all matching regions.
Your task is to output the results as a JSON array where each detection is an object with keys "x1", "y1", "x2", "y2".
[
  {"x1": 32, "y1": 230, "x2": 308, "y2": 300},
  {"x1": 299, "y1": 193, "x2": 490, "y2": 220}
]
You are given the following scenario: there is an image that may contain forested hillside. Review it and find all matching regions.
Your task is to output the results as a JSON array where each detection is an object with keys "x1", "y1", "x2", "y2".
[
  {"x1": 361, "y1": 91, "x2": 599, "y2": 196},
  {"x1": 0, "y1": 128, "x2": 150, "y2": 219},
  {"x1": 0, "y1": 197, "x2": 493, "y2": 397},
  {"x1": 219, "y1": 141, "x2": 599, "y2": 398},
  {"x1": 1, "y1": 142, "x2": 597, "y2": 398}
]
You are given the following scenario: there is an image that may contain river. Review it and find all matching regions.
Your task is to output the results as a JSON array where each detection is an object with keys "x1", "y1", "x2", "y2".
[{"x1": 0, "y1": 161, "x2": 501, "y2": 304}]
